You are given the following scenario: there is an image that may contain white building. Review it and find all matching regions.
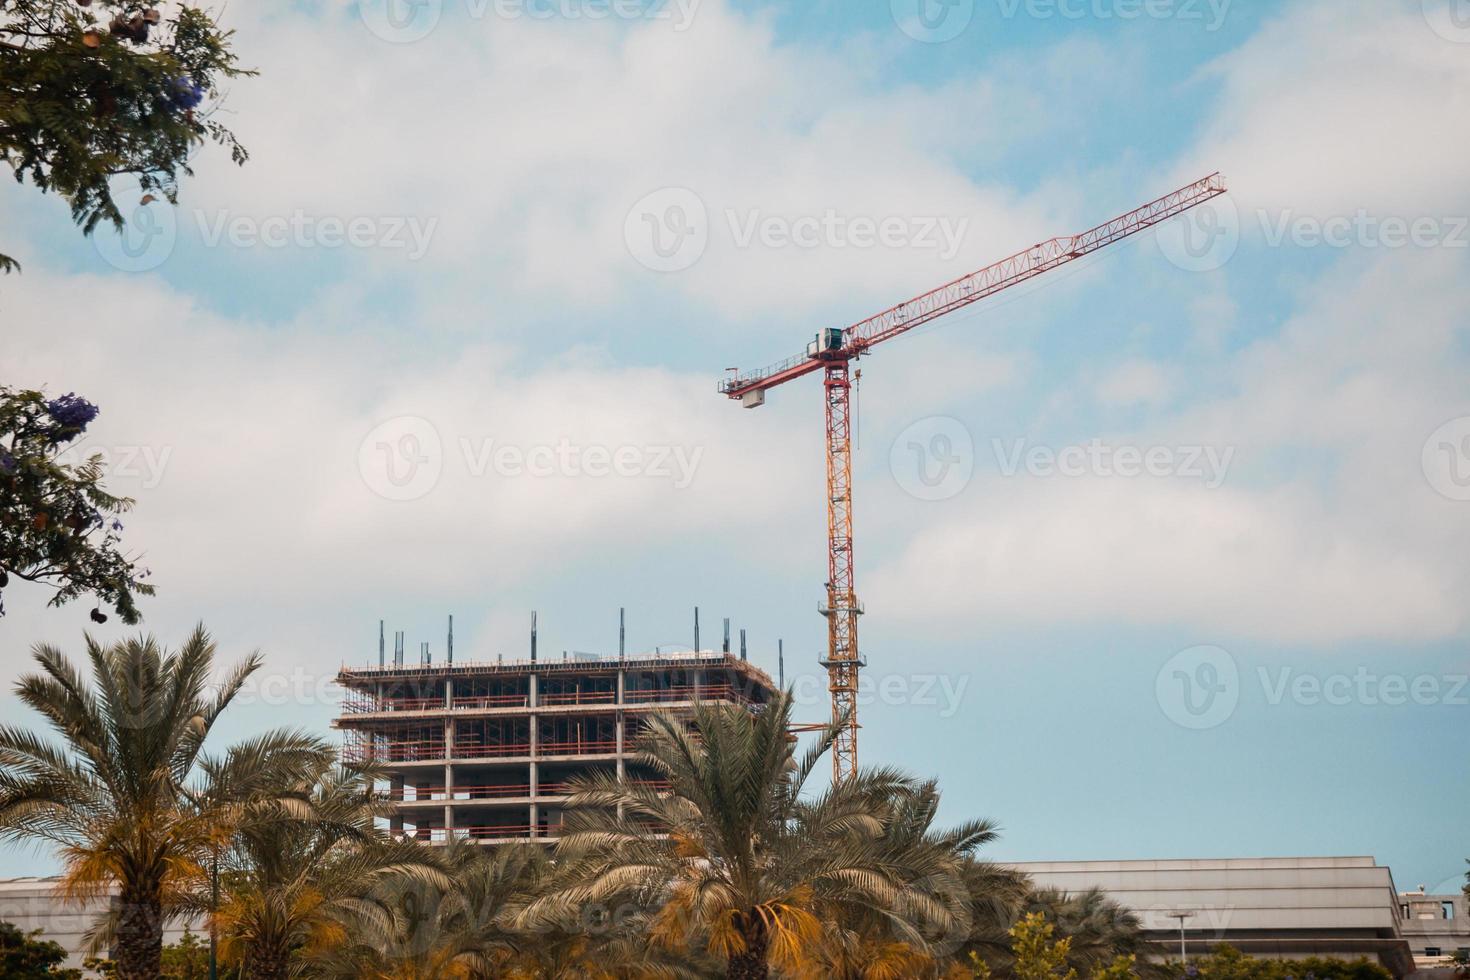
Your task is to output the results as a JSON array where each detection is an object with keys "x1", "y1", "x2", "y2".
[
  {"x1": 0, "y1": 876, "x2": 200, "y2": 970},
  {"x1": 1010, "y1": 856, "x2": 1416, "y2": 977},
  {"x1": 1399, "y1": 886, "x2": 1470, "y2": 971}
]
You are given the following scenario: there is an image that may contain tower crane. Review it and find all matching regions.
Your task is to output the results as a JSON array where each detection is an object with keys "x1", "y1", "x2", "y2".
[{"x1": 720, "y1": 173, "x2": 1228, "y2": 782}]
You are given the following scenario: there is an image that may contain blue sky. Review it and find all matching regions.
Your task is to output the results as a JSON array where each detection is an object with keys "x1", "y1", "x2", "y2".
[{"x1": 1, "y1": 0, "x2": 1467, "y2": 893}]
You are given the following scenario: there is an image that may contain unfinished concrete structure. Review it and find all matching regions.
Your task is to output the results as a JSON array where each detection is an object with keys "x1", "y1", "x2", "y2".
[{"x1": 333, "y1": 619, "x2": 778, "y2": 843}]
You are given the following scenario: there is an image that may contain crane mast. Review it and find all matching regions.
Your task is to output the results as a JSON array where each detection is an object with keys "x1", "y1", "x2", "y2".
[{"x1": 723, "y1": 174, "x2": 1227, "y2": 782}]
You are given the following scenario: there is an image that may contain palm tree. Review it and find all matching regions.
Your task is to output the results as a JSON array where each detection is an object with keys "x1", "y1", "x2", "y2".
[
  {"x1": 1024, "y1": 888, "x2": 1150, "y2": 978},
  {"x1": 310, "y1": 840, "x2": 545, "y2": 979},
  {"x1": 953, "y1": 859, "x2": 1036, "y2": 972},
  {"x1": 797, "y1": 781, "x2": 1006, "y2": 979},
  {"x1": 0, "y1": 626, "x2": 331, "y2": 980},
  {"x1": 201, "y1": 758, "x2": 448, "y2": 980},
  {"x1": 961, "y1": 883, "x2": 1151, "y2": 980},
  {"x1": 523, "y1": 693, "x2": 979, "y2": 980}
]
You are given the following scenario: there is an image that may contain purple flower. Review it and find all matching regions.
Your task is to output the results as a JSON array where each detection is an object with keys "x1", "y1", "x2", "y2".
[
  {"x1": 0, "y1": 451, "x2": 15, "y2": 475},
  {"x1": 111, "y1": 519, "x2": 124, "y2": 532},
  {"x1": 45, "y1": 393, "x2": 100, "y2": 437},
  {"x1": 166, "y1": 77, "x2": 206, "y2": 110}
]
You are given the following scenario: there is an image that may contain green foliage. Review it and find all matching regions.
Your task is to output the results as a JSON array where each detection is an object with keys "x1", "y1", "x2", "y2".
[
  {"x1": 0, "y1": 385, "x2": 154, "y2": 623},
  {"x1": 0, "y1": 920, "x2": 82, "y2": 978},
  {"x1": 202, "y1": 760, "x2": 447, "y2": 980},
  {"x1": 82, "y1": 931, "x2": 207, "y2": 979},
  {"x1": 0, "y1": 672, "x2": 1151, "y2": 979},
  {"x1": 0, "y1": 626, "x2": 332, "y2": 980},
  {"x1": 0, "y1": 0, "x2": 254, "y2": 271},
  {"x1": 1160, "y1": 944, "x2": 1393, "y2": 980},
  {"x1": 523, "y1": 693, "x2": 985, "y2": 979},
  {"x1": 158, "y1": 929, "x2": 208, "y2": 980},
  {"x1": 967, "y1": 912, "x2": 1141, "y2": 980},
  {"x1": 1094, "y1": 955, "x2": 1140, "y2": 980},
  {"x1": 1011, "y1": 912, "x2": 1078, "y2": 980}
]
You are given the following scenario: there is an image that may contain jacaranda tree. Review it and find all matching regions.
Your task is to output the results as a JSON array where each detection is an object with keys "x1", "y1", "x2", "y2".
[
  {"x1": 1, "y1": 0, "x2": 253, "y2": 272},
  {"x1": 0, "y1": 385, "x2": 153, "y2": 622}
]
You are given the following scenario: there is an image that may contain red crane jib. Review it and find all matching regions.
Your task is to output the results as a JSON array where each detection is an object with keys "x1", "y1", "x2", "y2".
[{"x1": 720, "y1": 173, "x2": 1227, "y2": 401}]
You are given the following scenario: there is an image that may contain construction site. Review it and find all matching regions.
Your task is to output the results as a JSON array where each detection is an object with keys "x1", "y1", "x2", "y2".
[
  {"x1": 336, "y1": 175, "x2": 1232, "y2": 839},
  {"x1": 334, "y1": 616, "x2": 779, "y2": 842}
]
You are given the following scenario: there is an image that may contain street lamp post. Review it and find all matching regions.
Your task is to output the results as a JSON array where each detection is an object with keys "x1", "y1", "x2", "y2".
[
  {"x1": 1165, "y1": 911, "x2": 1194, "y2": 966},
  {"x1": 208, "y1": 847, "x2": 218, "y2": 980}
]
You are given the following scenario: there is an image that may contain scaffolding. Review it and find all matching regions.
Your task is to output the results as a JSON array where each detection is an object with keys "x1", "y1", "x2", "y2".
[{"x1": 334, "y1": 647, "x2": 778, "y2": 842}]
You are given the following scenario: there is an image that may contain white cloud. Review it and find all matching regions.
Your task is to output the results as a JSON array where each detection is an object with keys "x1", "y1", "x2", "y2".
[
  {"x1": 865, "y1": 247, "x2": 1470, "y2": 645},
  {"x1": 1095, "y1": 358, "x2": 1175, "y2": 408},
  {"x1": 169, "y1": 1, "x2": 1059, "y2": 326},
  {"x1": 0, "y1": 266, "x2": 813, "y2": 608},
  {"x1": 855, "y1": 0, "x2": 1470, "y2": 647},
  {"x1": 1179, "y1": 0, "x2": 1470, "y2": 219}
]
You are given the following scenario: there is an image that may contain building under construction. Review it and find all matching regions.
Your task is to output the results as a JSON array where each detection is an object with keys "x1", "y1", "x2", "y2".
[{"x1": 333, "y1": 616, "x2": 780, "y2": 843}]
